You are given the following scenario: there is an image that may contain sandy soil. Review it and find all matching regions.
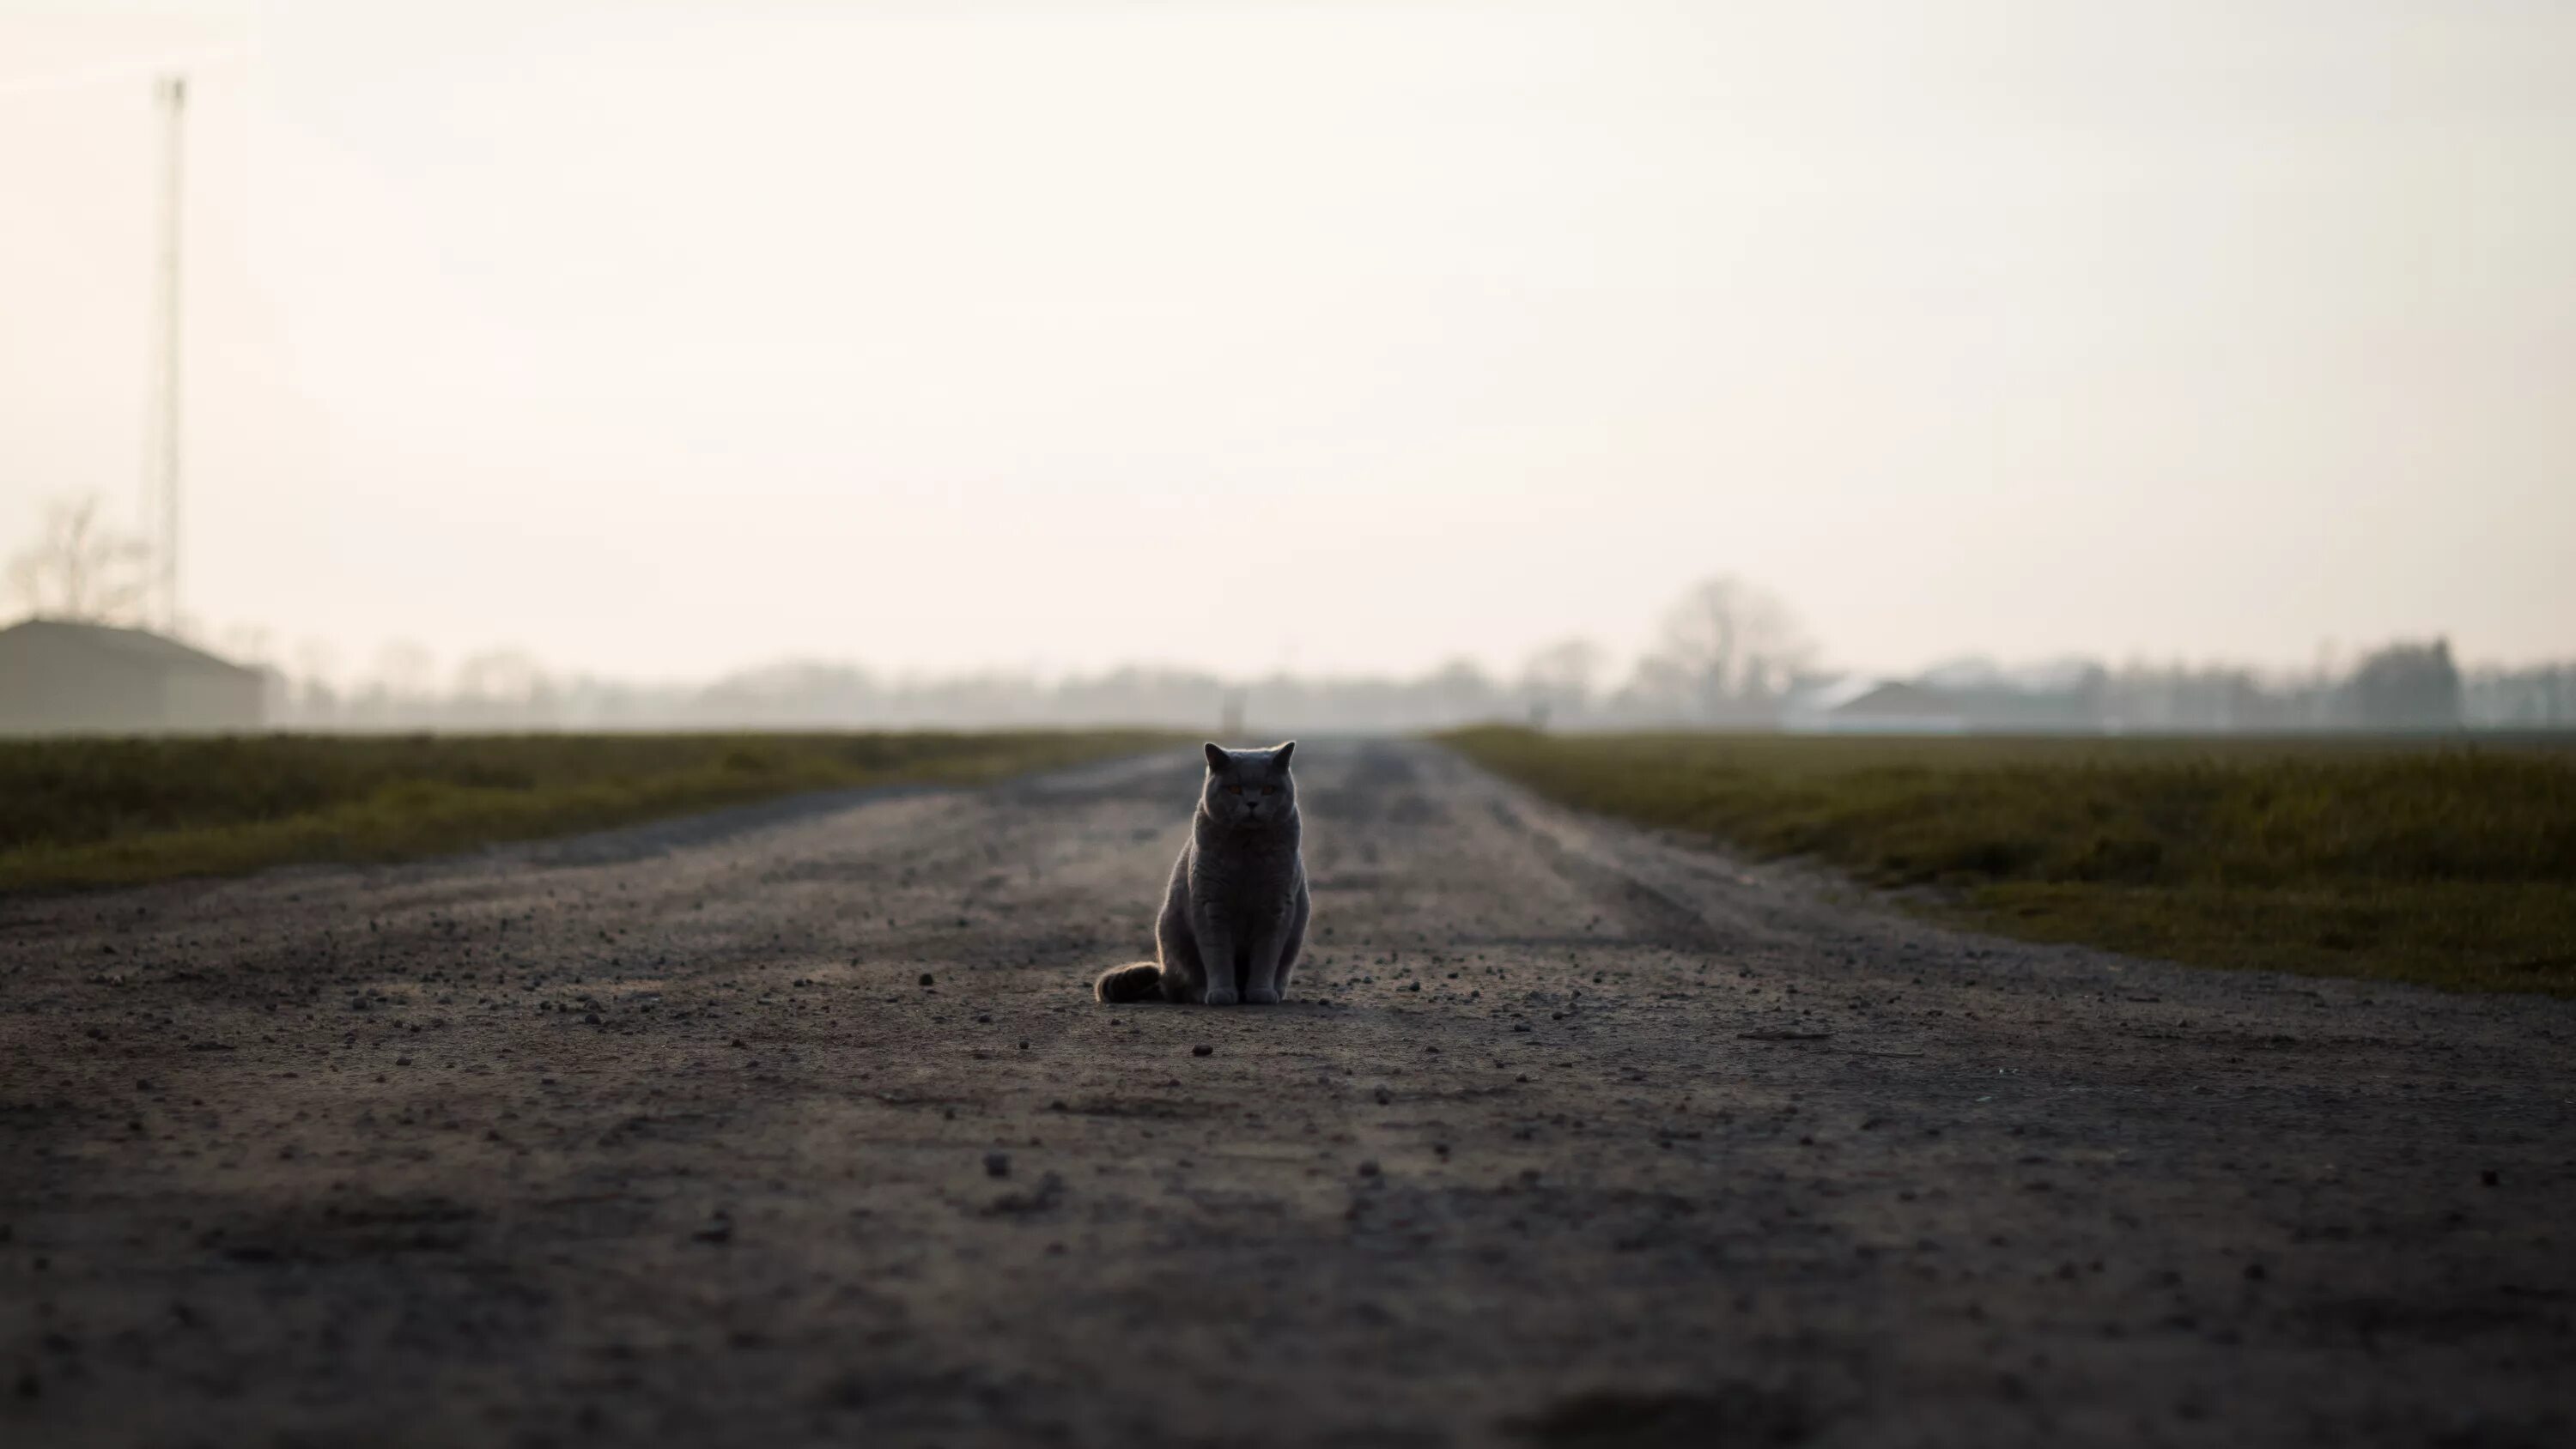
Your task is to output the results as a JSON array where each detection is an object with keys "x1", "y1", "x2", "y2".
[{"x1": 3, "y1": 738, "x2": 2571, "y2": 1448}]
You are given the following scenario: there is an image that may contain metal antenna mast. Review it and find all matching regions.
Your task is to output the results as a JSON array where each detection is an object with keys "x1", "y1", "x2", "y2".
[{"x1": 146, "y1": 73, "x2": 185, "y2": 633}]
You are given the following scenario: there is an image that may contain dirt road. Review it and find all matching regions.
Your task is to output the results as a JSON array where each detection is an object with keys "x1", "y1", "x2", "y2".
[{"x1": 4, "y1": 739, "x2": 2571, "y2": 1447}]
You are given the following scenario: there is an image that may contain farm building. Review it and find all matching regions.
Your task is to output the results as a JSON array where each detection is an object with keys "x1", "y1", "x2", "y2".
[
  {"x1": 0, "y1": 618, "x2": 265, "y2": 736},
  {"x1": 1782, "y1": 676, "x2": 1968, "y2": 734}
]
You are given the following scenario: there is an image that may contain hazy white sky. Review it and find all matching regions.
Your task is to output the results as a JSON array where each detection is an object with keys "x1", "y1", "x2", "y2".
[{"x1": 3, "y1": 0, "x2": 2571, "y2": 686}]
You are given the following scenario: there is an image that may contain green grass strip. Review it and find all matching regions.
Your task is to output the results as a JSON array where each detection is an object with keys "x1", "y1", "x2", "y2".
[
  {"x1": 1, "y1": 731, "x2": 1179, "y2": 893},
  {"x1": 1442, "y1": 726, "x2": 2576, "y2": 997}
]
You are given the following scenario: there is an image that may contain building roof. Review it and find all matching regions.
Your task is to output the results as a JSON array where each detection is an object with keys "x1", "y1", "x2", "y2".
[
  {"x1": 1789, "y1": 676, "x2": 1961, "y2": 715},
  {"x1": 0, "y1": 617, "x2": 259, "y2": 678},
  {"x1": 1829, "y1": 680, "x2": 1957, "y2": 718},
  {"x1": 1789, "y1": 675, "x2": 1891, "y2": 715},
  {"x1": 1786, "y1": 676, "x2": 1967, "y2": 719}
]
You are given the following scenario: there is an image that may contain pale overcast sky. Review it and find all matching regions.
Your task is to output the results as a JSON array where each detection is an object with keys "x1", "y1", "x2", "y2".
[{"x1": 3, "y1": 1, "x2": 2570, "y2": 685}]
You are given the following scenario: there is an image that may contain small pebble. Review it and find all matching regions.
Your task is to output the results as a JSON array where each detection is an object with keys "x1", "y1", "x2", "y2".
[
  {"x1": 985, "y1": 1152, "x2": 1012, "y2": 1179},
  {"x1": 1192, "y1": 1045, "x2": 1213, "y2": 1058}
]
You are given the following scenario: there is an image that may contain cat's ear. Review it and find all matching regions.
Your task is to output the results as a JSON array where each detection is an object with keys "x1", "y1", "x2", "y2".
[
  {"x1": 1273, "y1": 741, "x2": 1296, "y2": 767},
  {"x1": 1204, "y1": 743, "x2": 1230, "y2": 772}
]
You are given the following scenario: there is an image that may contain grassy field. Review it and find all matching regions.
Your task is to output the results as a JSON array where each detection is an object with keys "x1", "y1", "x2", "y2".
[
  {"x1": 0, "y1": 730, "x2": 1178, "y2": 894},
  {"x1": 1443, "y1": 726, "x2": 2576, "y2": 997}
]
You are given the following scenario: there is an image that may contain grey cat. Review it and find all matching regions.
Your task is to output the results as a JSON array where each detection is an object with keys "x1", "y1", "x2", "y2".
[{"x1": 1095, "y1": 742, "x2": 1309, "y2": 1006}]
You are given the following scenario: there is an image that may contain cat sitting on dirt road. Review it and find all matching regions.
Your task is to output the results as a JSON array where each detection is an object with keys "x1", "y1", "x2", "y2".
[{"x1": 1095, "y1": 742, "x2": 1309, "y2": 1006}]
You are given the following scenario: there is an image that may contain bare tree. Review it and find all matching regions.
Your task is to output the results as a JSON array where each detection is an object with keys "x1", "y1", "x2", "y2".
[
  {"x1": 293, "y1": 640, "x2": 341, "y2": 693},
  {"x1": 1519, "y1": 637, "x2": 1609, "y2": 724},
  {"x1": 368, "y1": 641, "x2": 438, "y2": 702},
  {"x1": 453, "y1": 649, "x2": 557, "y2": 724},
  {"x1": 2346, "y1": 639, "x2": 2462, "y2": 731},
  {"x1": 289, "y1": 640, "x2": 343, "y2": 724},
  {"x1": 1635, "y1": 575, "x2": 1814, "y2": 720},
  {"x1": 5, "y1": 494, "x2": 153, "y2": 624}
]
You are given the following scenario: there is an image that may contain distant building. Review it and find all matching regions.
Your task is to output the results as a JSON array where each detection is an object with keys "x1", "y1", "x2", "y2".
[
  {"x1": 1782, "y1": 676, "x2": 1967, "y2": 734},
  {"x1": 0, "y1": 618, "x2": 264, "y2": 736}
]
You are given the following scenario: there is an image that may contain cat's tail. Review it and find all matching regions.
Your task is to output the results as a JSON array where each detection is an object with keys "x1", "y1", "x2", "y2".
[{"x1": 1093, "y1": 961, "x2": 1163, "y2": 1003}]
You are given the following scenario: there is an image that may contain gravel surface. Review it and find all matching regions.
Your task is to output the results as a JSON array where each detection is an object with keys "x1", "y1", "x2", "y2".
[{"x1": 3, "y1": 739, "x2": 2570, "y2": 1447}]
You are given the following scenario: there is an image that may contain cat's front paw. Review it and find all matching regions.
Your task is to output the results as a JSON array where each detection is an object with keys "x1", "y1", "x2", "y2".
[
  {"x1": 1244, "y1": 986, "x2": 1281, "y2": 1005},
  {"x1": 1200, "y1": 986, "x2": 1239, "y2": 1007}
]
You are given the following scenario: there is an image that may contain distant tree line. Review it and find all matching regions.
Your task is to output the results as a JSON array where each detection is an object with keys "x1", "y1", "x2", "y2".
[
  {"x1": 4, "y1": 496, "x2": 2564, "y2": 734},
  {"x1": 233, "y1": 579, "x2": 2559, "y2": 736}
]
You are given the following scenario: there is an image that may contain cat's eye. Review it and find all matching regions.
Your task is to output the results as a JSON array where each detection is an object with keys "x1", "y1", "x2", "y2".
[
  {"x1": 1261, "y1": 785, "x2": 1279, "y2": 796},
  {"x1": 1225, "y1": 785, "x2": 1243, "y2": 795}
]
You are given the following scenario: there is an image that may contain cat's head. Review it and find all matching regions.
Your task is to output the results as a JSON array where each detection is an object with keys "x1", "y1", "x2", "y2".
[{"x1": 1201, "y1": 741, "x2": 1296, "y2": 826}]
